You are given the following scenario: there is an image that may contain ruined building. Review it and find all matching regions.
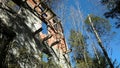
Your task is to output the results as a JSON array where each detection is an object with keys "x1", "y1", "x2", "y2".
[{"x1": 0, "y1": 0, "x2": 71, "y2": 68}]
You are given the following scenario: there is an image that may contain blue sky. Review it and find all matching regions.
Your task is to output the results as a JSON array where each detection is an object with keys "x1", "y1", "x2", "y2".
[
  {"x1": 42, "y1": 0, "x2": 120, "y2": 67},
  {"x1": 57, "y1": 0, "x2": 120, "y2": 67}
]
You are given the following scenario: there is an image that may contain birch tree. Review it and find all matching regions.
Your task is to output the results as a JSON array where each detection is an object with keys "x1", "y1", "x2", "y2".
[{"x1": 85, "y1": 14, "x2": 114, "y2": 68}]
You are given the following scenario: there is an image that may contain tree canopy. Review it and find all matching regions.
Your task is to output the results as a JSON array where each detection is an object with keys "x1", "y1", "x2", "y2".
[{"x1": 85, "y1": 14, "x2": 111, "y2": 36}]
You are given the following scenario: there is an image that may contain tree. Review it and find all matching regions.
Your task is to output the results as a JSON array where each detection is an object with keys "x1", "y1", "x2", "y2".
[
  {"x1": 92, "y1": 50, "x2": 109, "y2": 68},
  {"x1": 69, "y1": 4, "x2": 108, "y2": 67},
  {"x1": 85, "y1": 14, "x2": 114, "y2": 68},
  {"x1": 101, "y1": 0, "x2": 120, "y2": 19},
  {"x1": 69, "y1": 29, "x2": 90, "y2": 68},
  {"x1": 85, "y1": 14, "x2": 111, "y2": 36},
  {"x1": 101, "y1": 0, "x2": 120, "y2": 28}
]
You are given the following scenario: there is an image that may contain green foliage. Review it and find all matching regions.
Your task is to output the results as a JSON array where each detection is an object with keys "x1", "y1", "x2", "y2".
[
  {"x1": 68, "y1": 29, "x2": 115, "y2": 68},
  {"x1": 8, "y1": 64, "x2": 20, "y2": 68},
  {"x1": 69, "y1": 29, "x2": 86, "y2": 63},
  {"x1": 69, "y1": 29, "x2": 91, "y2": 68},
  {"x1": 92, "y1": 51, "x2": 109, "y2": 68},
  {"x1": 69, "y1": 29, "x2": 85, "y2": 47},
  {"x1": 40, "y1": 53, "x2": 61, "y2": 68},
  {"x1": 7, "y1": 1, "x2": 16, "y2": 7},
  {"x1": 91, "y1": 50, "x2": 120, "y2": 68},
  {"x1": 6, "y1": 1, "x2": 20, "y2": 13},
  {"x1": 101, "y1": 0, "x2": 120, "y2": 19},
  {"x1": 76, "y1": 58, "x2": 93, "y2": 68},
  {"x1": 101, "y1": 0, "x2": 120, "y2": 28},
  {"x1": 40, "y1": 61, "x2": 57, "y2": 68},
  {"x1": 84, "y1": 14, "x2": 111, "y2": 35},
  {"x1": 76, "y1": 61, "x2": 87, "y2": 68},
  {"x1": 85, "y1": 14, "x2": 109, "y2": 24}
]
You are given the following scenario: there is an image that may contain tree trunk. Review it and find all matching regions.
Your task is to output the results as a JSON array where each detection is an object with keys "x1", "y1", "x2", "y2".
[
  {"x1": 88, "y1": 15, "x2": 114, "y2": 68},
  {"x1": 83, "y1": 46, "x2": 89, "y2": 68},
  {"x1": 92, "y1": 44, "x2": 101, "y2": 65}
]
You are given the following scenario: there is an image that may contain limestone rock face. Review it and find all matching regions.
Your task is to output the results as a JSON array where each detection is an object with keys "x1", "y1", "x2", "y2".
[{"x1": 0, "y1": 4, "x2": 43, "y2": 68}]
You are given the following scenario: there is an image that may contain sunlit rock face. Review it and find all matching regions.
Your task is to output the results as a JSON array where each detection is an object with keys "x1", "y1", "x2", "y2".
[
  {"x1": 0, "y1": 3, "x2": 43, "y2": 68},
  {"x1": 0, "y1": 1, "x2": 72, "y2": 68}
]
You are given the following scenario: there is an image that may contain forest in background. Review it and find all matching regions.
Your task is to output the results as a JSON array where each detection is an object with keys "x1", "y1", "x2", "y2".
[{"x1": 46, "y1": 0, "x2": 120, "y2": 68}]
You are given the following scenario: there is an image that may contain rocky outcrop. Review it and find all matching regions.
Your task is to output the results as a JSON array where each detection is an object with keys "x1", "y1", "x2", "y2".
[
  {"x1": 0, "y1": 1, "x2": 71, "y2": 68},
  {"x1": 0, "y1": 3, "x2": 44, "y2": 67}
]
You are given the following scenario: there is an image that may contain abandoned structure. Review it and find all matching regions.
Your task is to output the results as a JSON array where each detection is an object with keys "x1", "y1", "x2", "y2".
[{"x1": 0, "y1": 0, "x2": 71, "y2": 68}]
